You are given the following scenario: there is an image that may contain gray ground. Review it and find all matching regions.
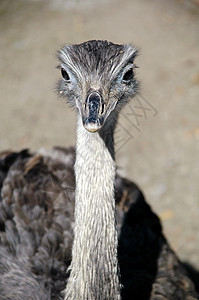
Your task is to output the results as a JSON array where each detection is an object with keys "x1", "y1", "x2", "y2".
[{"x1": 0, "y1": 0, "x2": 199, "y2": 272}]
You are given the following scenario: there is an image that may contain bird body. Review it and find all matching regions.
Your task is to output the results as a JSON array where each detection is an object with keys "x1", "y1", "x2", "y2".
[
  {"x1": 0, "y1": 147, "x2": 198, "y2": 299},
  {"x1": 0, "y1": 40, "x2": 198, "y2": 299}
]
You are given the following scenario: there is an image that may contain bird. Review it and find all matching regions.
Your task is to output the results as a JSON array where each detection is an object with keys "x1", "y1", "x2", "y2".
[{"x1": 0, "y1": 40, "x2": 198, "y2": 300}]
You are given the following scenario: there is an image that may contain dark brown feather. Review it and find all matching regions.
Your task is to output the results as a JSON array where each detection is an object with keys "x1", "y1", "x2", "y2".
[{"x1": 0, "y1": 148, "x2": 198, "y2": 299}]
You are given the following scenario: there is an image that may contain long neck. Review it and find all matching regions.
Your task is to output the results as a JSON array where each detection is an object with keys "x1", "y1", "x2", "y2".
[{"x1": 64, "y1": 116, "x2": 120, "y2": 300}]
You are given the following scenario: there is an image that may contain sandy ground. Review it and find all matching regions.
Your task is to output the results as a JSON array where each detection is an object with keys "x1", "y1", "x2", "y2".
[{"x1": 0, "y1": 0, "x2": 199, "y2": 273}]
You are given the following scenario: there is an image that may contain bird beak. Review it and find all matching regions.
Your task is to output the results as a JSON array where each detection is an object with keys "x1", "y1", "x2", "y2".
[{"x1": 82, "y1": 92, "x2": 105, "y2": 133}]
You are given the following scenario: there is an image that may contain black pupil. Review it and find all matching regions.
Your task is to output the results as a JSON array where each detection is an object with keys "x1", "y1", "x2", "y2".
[
  {"x1": 61, "y1": 68, "x2": 70, "y2": 81},
  {"x1": 123, "y1": 68, "x2": 134, "y2": 81}
]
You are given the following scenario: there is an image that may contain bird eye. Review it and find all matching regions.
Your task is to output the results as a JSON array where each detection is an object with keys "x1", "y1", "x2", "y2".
[
  {"x1": 122, "y1": 68, "x2": 134, "y2": 82},
  {"x1": 61, "y1": 68, "x2": 70, "y2": 81}
]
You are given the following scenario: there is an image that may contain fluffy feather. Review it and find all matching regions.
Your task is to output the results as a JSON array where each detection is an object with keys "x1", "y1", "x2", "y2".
[{"x1": 0, "y1": 148, "x2": 197, "y2": 299}]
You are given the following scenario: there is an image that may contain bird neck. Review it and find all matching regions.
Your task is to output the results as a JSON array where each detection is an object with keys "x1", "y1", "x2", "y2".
[{"x1": 64, "y1": 116, "x2": 120, "y2": 300}]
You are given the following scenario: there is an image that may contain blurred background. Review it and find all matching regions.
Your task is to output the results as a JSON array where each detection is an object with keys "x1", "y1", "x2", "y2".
[{"x1": 0, "y1": 0, "x2": 199, "y2": 272}]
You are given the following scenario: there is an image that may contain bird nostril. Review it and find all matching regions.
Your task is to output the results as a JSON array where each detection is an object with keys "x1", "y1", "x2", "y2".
[{"x1": 101, "y1": 103, "x2": 104, "y2": 115}]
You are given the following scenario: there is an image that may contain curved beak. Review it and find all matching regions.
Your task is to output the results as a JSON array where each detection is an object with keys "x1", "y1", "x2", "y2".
[{"x1": 82, "y1": 92, "x2": 105, "y2": 132}]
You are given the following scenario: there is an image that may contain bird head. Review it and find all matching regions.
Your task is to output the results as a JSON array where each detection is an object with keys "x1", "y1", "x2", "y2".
[{"x1": 57, "y1": 40, "x2": 139, "y2": 133}]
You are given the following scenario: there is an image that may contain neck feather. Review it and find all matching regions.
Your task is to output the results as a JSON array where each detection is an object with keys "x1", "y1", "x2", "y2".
[{"x1": 64, "y1": 117, "x2": 120, "y2": 300}]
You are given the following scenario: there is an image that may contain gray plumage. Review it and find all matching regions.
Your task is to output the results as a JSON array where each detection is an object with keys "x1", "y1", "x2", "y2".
[
  {"x1": 0, "y1": 40, "x2": 198, "y2": 299},
  {"x1": 0, "y1": 148, "x2": 198, "y2": 299}
]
